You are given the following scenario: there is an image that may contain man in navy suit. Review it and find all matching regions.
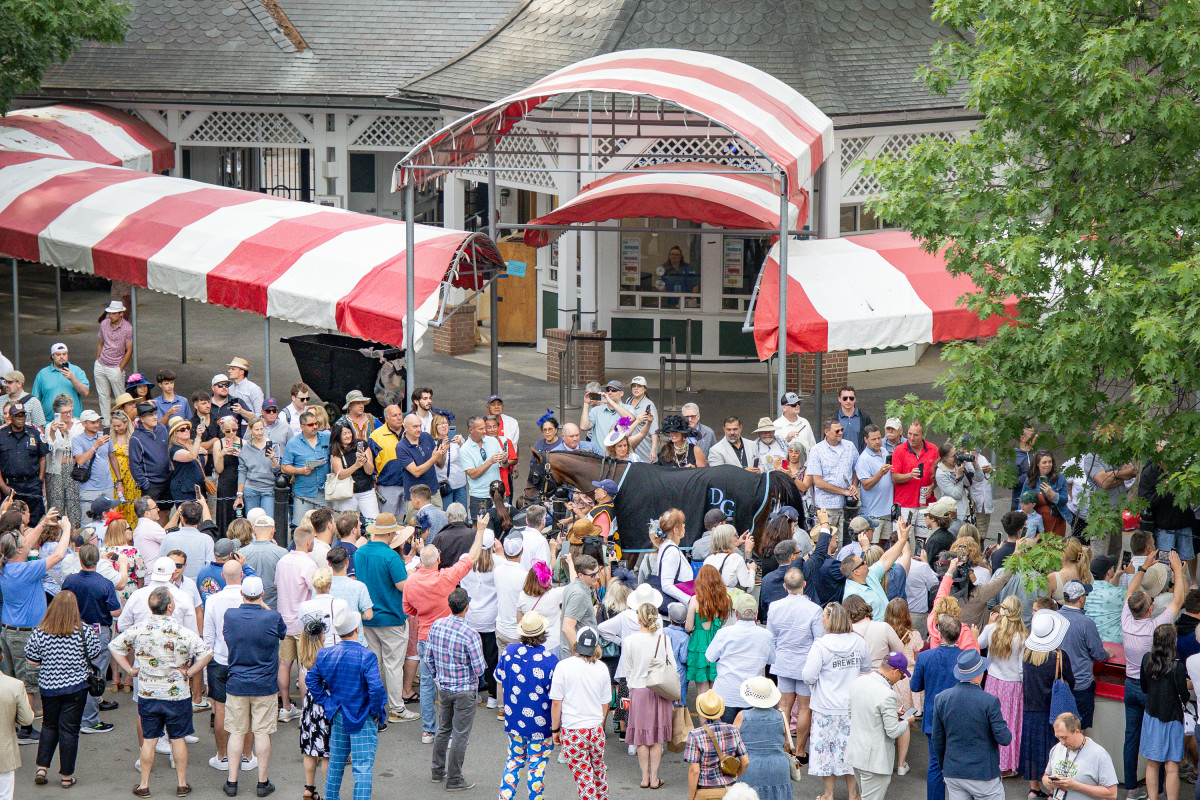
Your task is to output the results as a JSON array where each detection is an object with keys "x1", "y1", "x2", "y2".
[{"x1": 932, "y1": 648, "x2": 1012, "y2": 800}]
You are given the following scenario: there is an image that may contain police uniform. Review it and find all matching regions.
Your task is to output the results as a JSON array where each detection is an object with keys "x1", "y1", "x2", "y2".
[{"x1": 0, "y1": 421, "x2": 48, "y2": 523}]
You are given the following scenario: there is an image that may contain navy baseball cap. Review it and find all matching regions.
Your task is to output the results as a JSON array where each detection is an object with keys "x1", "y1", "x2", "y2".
[{"x1": 591, "y1": 479, "x2": 619, "y2": 496}]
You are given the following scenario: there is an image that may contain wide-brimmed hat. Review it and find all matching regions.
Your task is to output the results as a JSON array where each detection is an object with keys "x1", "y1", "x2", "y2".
[
  {"x1": 1141, "y1": 563, "x2": 1169, "y2": 597},
  {"x1": 367, "y1": 513, "x2": 403, "y2": 536},
  {"x1": 227, "y1": 357, "x2": 251, "y2": 371},
  {"x1": 567, "y1": 518, "x2": 600, "y2": 545},
  {"x1": 1026, "y1": 609, "x2": 1070, "y2": 652},
  {"x1": 167, "y1": 416, "x2": 191, "y2": 438},
  {"x1": 603, "y1": 424, "x2": 631, "y2": 448},
  {"x1": 343, "y1": 390, "x2": 368, "y2": 410},
  {"x1": 104, "y1": 300, "x2": 126, "y2": 314},
  {"x1": 658, "y1": 414, "x2": 691, "y2": 435},
  {"x1": 740, "y1": 676, "x2": 781, "y2": 709},
  {"x1": 518, "y1": 612, "x2": 547, "y2": 638},
  {"x1": 953, "y1": 649, "x2": 989, "y2": 682},
  {"x1": 628, "y1": 583, "x2": 663, "y2": 612},
  {"x1": 696, "y1": 690, "x2": 726, "y2": 719},
  {"x1": 111, "y1": 392, "x2": 136, "y2": 409},
  {"x1": 752, "y1": 417, "x2": 776, "y2": 434},
  {"x1": 125, "y1": 373, "x2": 152, "y2": 390},
  {"x1": 920, "y1": 496, "x2": 957, "y2": 518}
]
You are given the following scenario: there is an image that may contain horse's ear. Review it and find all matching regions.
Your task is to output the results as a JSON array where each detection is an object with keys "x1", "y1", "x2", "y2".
[{"x1": 531, "y1": 448, "x2": 544, "y2": 463}]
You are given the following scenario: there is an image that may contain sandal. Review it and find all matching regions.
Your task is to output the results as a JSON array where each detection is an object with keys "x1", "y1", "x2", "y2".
[
  {"x1": 650, "y1": 780, "x2": 666, "y2": 790},
  {"x1": 402, "y1": 694, "x2": 419, "y2": 704},
  {"x1": 132, "y1": 785, "x2": 151, "y2": 798},
  {"x1": 303, "y1": 786, "x2": 322, "y2": 800},
  {"x1": 35, "y1": 768, "x2": 48, "y2": 785},
  {"x1": 61, "y1": 776, "x2": 77, "y2": 788},
  {"x1": 176, "y1": 784, "x2": 192, "y2": 797}
]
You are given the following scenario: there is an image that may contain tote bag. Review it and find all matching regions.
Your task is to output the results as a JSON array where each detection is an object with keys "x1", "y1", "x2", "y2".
[{"x1": 1048, "y1": 650, "x2": 1080, "y2": 723}]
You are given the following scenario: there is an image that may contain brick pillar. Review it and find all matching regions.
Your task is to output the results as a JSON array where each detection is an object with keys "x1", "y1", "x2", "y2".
[
  {"x1": 546, "y1": 328, "x2": 607, "y2": 385},
  {"x1": 786, "y1": 351, "x2": 849, "y2": 396},
  {"x1": 432, "y1": 303, "x2": 477, "y2": 356}
]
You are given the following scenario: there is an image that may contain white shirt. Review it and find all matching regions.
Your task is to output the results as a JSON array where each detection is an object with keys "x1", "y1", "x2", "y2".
[
  {"x1": 229, "y1": 377, "x2": 264, "y2": 416},
  {"x1": 498, "y1": 413, "x2": 520, "y2": 452},
  {"x1": 656, "y1": 541, "x2": 694, "y2": 605},
  {"x1": 173, "y1": 576, "x2": 202, "y2": 610},
  {"x1": 773, "y1": 413, "x2": 816, "y2": 454},
  {"x1": 905, "y1": 559, "x2": 940, "y2": 614},
  {"x1": 310, "y1": 538, "x2": 332, "y2": 570},
  {"x1": 493, "y1": 559, "x2": 526, "y2": 640},
  {"x1": 517, "y1": 527, "x2": 552, "y2": 572},
  {"x1": 967, "y1": 453, "x2": 993, "y2": 512},
  {"x1": 549, "y1": 655, "x2": 612, "y2": 729},
  {"x1": 517, "y1": 586, "x2": 565, "y2": 654},
  {"x1": 133, "y1": 517, "x2": 167, "y2": 566},
  {"x1": 203, "y1": 584, "x2": 245, "y2": 665},
  {"x1": 706, "y1": 619, "x2": 776, "y2": 708},
  {"x1": 284, "y1": 402, "x2": 306, "y2": 436},
  {"x1": 598, "y1": 607, "x2": 643, "y2": 679},
  {"x1": 461, "y1": 567, "x2": 498, "y2": 634},
  {"x1": 622, "y1": 630, "x2": 672, "y2": 689},
  {"x1": 703, "y1": 551, "x2": 754, "y2": 590},
  {"x1": 978, "y1": 624, "x2": 1024, "y2": 682},
  {"x1": 119, "y1": 580, "x2": 198, "y2": 634}
]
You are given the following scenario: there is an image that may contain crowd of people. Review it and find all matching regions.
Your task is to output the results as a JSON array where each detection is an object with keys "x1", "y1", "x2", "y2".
[{"x1": 0, "y1": 303, "x2": 1197, "y2": 800}]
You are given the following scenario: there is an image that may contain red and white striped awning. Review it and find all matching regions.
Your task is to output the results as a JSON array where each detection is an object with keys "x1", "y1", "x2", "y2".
[
  {"x1": 0, "y1": 152, "x2": 502, "y2": 348},
  {"x1": 522, "y1": 163, "x2": 806, "y2": 247},
  {"x1": 753, "y1": 231, "x2": 1017, "y2": 358},
  {"x1": 398, "y1": 49, "x2": 833, "y2": 194},
  {"x1": 0, "y1": 104, "x2": 174, "y2": 173}
]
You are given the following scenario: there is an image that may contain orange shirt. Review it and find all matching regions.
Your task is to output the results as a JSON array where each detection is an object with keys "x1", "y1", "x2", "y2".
[{"x1": 402, "y1": 556, "x2": 473, "y2": 641}]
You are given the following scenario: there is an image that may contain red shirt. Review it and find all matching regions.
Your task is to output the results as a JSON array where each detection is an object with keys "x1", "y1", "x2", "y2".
[
  {"x1": 402, "y1": 556, "x2": 473, "y2": 642},
  {"x1": 891, "y1": 439, "x2": 938, "y2": 508}
]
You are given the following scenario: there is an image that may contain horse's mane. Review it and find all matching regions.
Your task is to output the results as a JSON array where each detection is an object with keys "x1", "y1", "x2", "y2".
[
  {"x1": 547, "y1": 449, "x2": 604, "y2": 461},
  {"x1": 767, "y1": 469, "x2": 805, "y2": 511}
]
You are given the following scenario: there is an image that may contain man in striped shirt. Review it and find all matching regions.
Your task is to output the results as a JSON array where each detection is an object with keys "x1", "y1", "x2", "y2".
[{"x1": 424, "y1": 588, "x2": 485, "y2": 792}]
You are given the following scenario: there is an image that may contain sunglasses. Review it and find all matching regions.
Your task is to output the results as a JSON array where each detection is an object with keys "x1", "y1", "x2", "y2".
[
  {"x1": 582, "y1": 570, "x2": 601, "y2": 579},
  {"x1": 296, "y1": 396, "x2": 310, "y2": 402},
  {"x1": 171, "y1": 561, "x2": 186, "y2": 569},
  {"x1": 841, "y1": 395, "x2": 855, "y2": 401},
  {"x1": 303, "y1": 422, "x2": 319, "y2": 428},
  {"x1": 214, "y1": 382, "x2": 231, "y2": 388}
]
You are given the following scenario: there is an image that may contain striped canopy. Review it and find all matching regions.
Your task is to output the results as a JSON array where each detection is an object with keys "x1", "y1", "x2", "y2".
[
  {"x1": 0, "y1": 104, "x2": 174, "y2": 173},
  {"x1": 0, "y1": 152, "x2": 503, "y2": 348},
  {"x1": 398, "y1": 49, "x2": 834, "y2": 194},
  {"x1": 753, "y1": 231, "x2": 1017, "y2": 358},
  {"x1": 522, "y1": 163, "x2": 806, "y2": 247}
]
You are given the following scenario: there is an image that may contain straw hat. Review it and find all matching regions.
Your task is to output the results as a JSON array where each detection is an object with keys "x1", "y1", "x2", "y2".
[
  {"x1": 518, "y1": 612, "x2": 547, "y2": 638},
  {"x1": 227, "y1": 357, "x2": 251, "y2": 371},
  {"x1": 696, "y1": 689, "x2": 725, "y2": 720},
  {"x1": 740, "y1": 676, "x2": 781, "y2": 709},
  {"x1": 367, "y1": 513, "x2": 403, "y2": 536},
  {"x1": 567, "y1": 518, "x2": 600, "y2": 546},
  {"x1": 166, "y1": 416, "x2": 191, "y2": 438},
  {"x1": 111, "y1": 392, "x2": 136, "y2": 409},
  {"x1": 1025, "y1": 609, "x2": 1069, "y2": 652},
  {"x1": 1141, "y1": 563, "x2": 1169, "y2": 597}
]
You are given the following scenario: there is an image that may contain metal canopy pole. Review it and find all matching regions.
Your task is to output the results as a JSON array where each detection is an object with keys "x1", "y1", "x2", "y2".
[
  {"x1": 180, "y1": 299, "x2": 187, "y2": 363},
  {"x1": 54, "y1": 267, "x2": 61, "y2": 331},
  {"x1": 487, "y1": 141, "x2": 499, "y2": 397},
  {"x1": 776, "y1": 173, "x2": 789, "y2": 410},
  {"x1": 10, "y1": 258, "x2": 18, "y2": 371},
  {"x1": 405, "y1": 173, "x2": 417, "y2": 399},
  {"x1": 263, "y1": 317, "x2": 272, "y2": 400},
  {"x1": 130, "y1": 285, "x2": 138, "y2": 373}
]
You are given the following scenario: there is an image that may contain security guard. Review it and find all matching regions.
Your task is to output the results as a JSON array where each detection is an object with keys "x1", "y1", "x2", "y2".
[{"x1": 0, "y1": 403, "x2": 48, "y2": 523}]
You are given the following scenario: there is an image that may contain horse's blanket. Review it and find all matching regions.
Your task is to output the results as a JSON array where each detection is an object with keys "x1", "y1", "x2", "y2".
[{"x1": 614, "y1": 463, "x2": 769, "y2": 551}]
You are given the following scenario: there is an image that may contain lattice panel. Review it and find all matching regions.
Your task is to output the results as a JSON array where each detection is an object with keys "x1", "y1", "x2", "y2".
[
  {"x1": 352, "y1": 115, "x2": 440, "y2": 149},
  {"x1": 594, "y1": 137, "x2": 627, "y2": 169},
  {"x1": 840, "y1": 137, "x2": 869, "y2": 175},
  {"x1": 633, "y1": 135, "x2": 768, "y2": 172},
  {"x1": 186, "y1": 112, "x2": 308, "y2": 144},
  {"x1": 122, "y1": 108, "x2": 167, "y2": 127},
  {"x1": 845, "y1": 131, "x2": 959, "y2": 198},
  {"x1": 461, "y1": 134, "x2": 557, "y2": 190}
]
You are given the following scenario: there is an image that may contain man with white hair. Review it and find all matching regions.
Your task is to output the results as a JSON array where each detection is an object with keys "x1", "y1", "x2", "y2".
[
  {"x1": 428, "y1": 503, "x2": 478, "y2": 568},
  {"x1": 238, "y1": 514, "x2": 287, "y2": 610},
  {"x1": 397, "y1": 412, "x2": 446, "y2": 519},
  {"x1": 705, "y1": 593, "x2": 776, "y2": 723},
  {"x1": 681, "y1": 402, "x2": 716, "y2": 457},
  {"x1": 203, "y1": 560, "x2": 257, "y2": 772},
  {"x1": 516, "y1": 505, "x2": 552, "y2": 570},
  {"x1": 403, "y1": 520, "x2": 485, "y2": 743}
]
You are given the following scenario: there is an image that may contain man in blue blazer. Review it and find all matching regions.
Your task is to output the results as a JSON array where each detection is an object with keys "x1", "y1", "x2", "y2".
[{"x1": 931, "y1": 648, "x2": 1013, "y2": 800}]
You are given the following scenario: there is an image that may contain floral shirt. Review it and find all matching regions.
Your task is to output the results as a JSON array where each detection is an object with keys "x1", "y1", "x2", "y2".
[
  {"x1": 109, "y1": 614, "x2": 211, "y2": 701},
  {"x1": 493, "y1": 643, "x2": 559, "y2": 740}
]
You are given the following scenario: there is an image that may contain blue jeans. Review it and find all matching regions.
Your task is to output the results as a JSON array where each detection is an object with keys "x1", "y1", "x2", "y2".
[
  {"x1": 1156, "y1": 528, "x2": 1195, "y2": 561},
  {"x1": 242, "y1": 490, "x2": 274, "y2": 519},
  {"x1": 418, "y1": 640, "x2": 435, "y2": 734},
  {"x1": 928, "y1": 742, "x2": 945, "y2": 800},
  {"x1": 1125, "y1": 677, "x2": 1147, "y2": 789},
  {"x1": 325, "y1": 710, "x2": 377, "y2": 800},
  {"x1": 445, "y1": 485, "x2": 468, "y2": 510},
  {"x1": 81, "y1": 624, "x2": 111, "y2": 727}
]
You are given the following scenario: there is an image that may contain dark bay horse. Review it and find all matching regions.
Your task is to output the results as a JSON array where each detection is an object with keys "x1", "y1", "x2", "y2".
[{"x1": 525, "y1": 449, "x2": 804, "y2": 551}]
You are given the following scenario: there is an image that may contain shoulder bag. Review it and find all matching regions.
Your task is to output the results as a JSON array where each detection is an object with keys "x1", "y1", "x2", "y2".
[
  {"x1": 701, "y1": 722, "x2": 744, "y2": 778},
  {"x1": 645, "y1": 634, "x2": 681, "y2": 702},
  {"x1": 71, "y1": 450, "x2": 97, "y2": 483},
  {"x1": 1048, "y1": 650, "x2": 1080, "y2": 723},
  {"x1": 325, "y1": 459, "x2": 354, "y2": 502},
  {"x1": 78, "y1": 628, "x2": 106, "y2": 697}
]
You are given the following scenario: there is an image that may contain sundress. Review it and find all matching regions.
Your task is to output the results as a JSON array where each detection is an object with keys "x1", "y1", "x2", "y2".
[
  {"x1": 686, "y1": 614, "x2": 724, "y2": 683},
  {"x1": 110, "y1": 442, "x2": 141, "y2": 526}
]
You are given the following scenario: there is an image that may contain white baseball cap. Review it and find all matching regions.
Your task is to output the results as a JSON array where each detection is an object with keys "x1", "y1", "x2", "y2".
[
  {"x1": 885, "y1": 417, "x2": 903, "y2": 430},
  {"x1": 241, "y1": 576, "x2": 265, "y2": 598},
  {"x1": 211, "y1": 373, "x2": 231, "y2": 386},
  {"x1": 50, "y1": 343, "x2": 68, "y2": 354},
  {"x1": 79, "y1": 410, "x2": 101, "y2": 422},
  {"x1": 630, "y1": 376, "x2": 647, "y2": 386},
  {"x1": 149, "y1": 557, "x2": 176, "y2": 582}
]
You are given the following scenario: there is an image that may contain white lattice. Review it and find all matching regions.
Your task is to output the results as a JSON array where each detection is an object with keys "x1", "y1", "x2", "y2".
[
  {"x1": 846, "y1": 131, "x2": 959, "y2": 198},
  {"x1": 840, "y1": 137, "x2": 870, "y2": 175},
  {"x1": 122, "y1": 107, "x2": 167, "y2": 127},
  {"x1": 594, "y1": 137, "x2": 627, "y2": 169},
  {"x1": 186, "y1": 112, "x2": 308, "y2": 145},
  {"x1": 352, "y1": 115, "x2": 440, "y2": 149},
  {"x1": 461, "y1": 134, "x2": 557, "y2": 190},
  {"x1": 632, "y1": 135, "x2": 769, "y2": 172}
]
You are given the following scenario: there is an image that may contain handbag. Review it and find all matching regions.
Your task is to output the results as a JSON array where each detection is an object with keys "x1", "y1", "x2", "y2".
[
  {"x1": 701, "y1": 722, "x2": 744, "y2": 777},
  {"x1": 667, "y1": 703, "x2": 693, "y2": 753},
  {"x1": 785, "y1": 718, "x2": 802, "y2": 782},
  {"x1": 324, "y1": 470, "x2": 354, "y2": 502},
  {"x1": 70, "y1": 452, "x2": 97, "y2": 483},
  {"x1": 78, "y1": 628, "x2": 106, "y2": 697},
  {"x1": 1048, "y1": 650, "x2": 1080, "y2": 723},
  {"x1": 645, "y1": 634, "x2": 681, "y2": 702}
]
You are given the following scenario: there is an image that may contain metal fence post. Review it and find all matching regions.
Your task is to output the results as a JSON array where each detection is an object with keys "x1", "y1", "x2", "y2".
[
  {"x1": 683, "y1": 318, "x2": 697, "y2": 393},
  {"x1": 669, "y1": 337, "x2": 678, "y2": 412},
  {"x1": 180, "y1": 298, "x2": 187, "y2": 363},
  {"x1": 54, "y1": 267, "x2": 61, "y2": 332}
]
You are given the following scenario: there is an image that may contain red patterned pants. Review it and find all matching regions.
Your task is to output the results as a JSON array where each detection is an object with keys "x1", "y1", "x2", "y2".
[{"x1": 561, "y1": 726, "x2": 607, "y2": 800}]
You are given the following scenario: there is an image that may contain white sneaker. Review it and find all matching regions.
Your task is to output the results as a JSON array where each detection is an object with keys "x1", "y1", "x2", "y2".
[
  {"x1": 388, "y1": 708, "x2": 420, "y2": 722},
  {"x1": 277, "y1": 706, "x2": 301, "y2": 723},
  {"x1": 135, "y1": 754, "x2": 174, "y2": 771},
  {"x1": 184, "y1": 734, "x2": 199, "y2": 744},
  {"x1": 209, "y1": 755, "x2": 230, "y2": 771},
  {"x1": 241, "y1": 755, "x2": 259, "y2": 772},
  {"x1": 486, "y1": 697, "x2": 496, "y2": 709},
  {"x1": 421, "y1": 732, "x2": 434, "y2": 744},
  {"x1": 155, "y1": 736, "x2": 172, "y2": 755},
  {"x1": 557, "y1": 750, "x2": 568, "y2": 764},
  {"x1": 192, "y1": 699, "x2": 211, "y2": 712},
  {"x1": 897, "y1": 763, "x2": 910, "y2": 776}
]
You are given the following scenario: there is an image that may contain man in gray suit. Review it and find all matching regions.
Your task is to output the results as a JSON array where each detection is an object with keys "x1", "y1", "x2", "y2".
[{"x1": 847, "y1": 651, "x2": 911, "y2": 800}]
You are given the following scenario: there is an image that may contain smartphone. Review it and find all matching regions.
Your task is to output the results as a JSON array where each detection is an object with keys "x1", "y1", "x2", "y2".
[
  {"x1": 916, "y1": 463, "x2": 925, "y2": 479},
  {"x1": 900, "y1": 707, "x2": 918, "y2": 720},
  {"x1": 357, "y1": 441, "x2": 366, "y2": 454},
  {"x1": 885, "y1": 453, "x2": 892, "y2": 465},
  {"x1": 1122, "y1": 551, "x2": 1131, "y2": 569},
  {"x1": 906, "y1": 511, "x2": 915, "y2": 527},
  {"x1": 587, "y1": 392, "x2": 602, "y2": 402}
]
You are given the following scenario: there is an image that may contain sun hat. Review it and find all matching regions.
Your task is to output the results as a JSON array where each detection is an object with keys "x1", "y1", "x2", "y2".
[
  {"x1": 367, "y1": 513, "x2": 402, "y2": 536},
  {"x1": 920, "y1": 497, "x2": 958, "y2": 518},
  {"x1": 104, "y1": 300, "x2": 127, "y2": 314},
  {"x1": 167, "y1": 416, "x2": 191, "y2": 438},
  {"x1": 628, "y1": 583, "x2": 664, "y2": 612},
  {"x1": 696, "y1": 689, "x2": 726, "y2": 720},
  {"x1": 1062, "y1": 580, "x2": 1089, "y2": 603},
  {"x1": 227, "y1": 357, "x2": 250, "y2": 371},
  {"x1": 519, "y1": 612, "x2": 547, "y2": 638},
  {"x1": 125, "y1": 373, "x2": 152, "y2": 390},
  {"x1": 343, "y1": 390, "x2": 368, "y2": 410},
  {"x1": 591, "y1": 479, "x2": 618, "y2": 496},
  {"x1": 241, "y1": 576, "x2": 265, "y2": 598},
  {"x1": 1026, "y1": 609, "x2": 1070, "y2": 652},
  {"x1": 953, "y1": 649, "x2": 990, "y2": 682},
  {"x1": 575, "y1": 626, "x2": 600, "y2": 657},
  {"x1": 567, "y1": 518, "x2": 600, "y2": 545},
  {"x1": 79, "y1": 409, "x2": 101, "y2": 422},
  {"x1": 331, "y1": 600, "x2": 360, "y2": 636},
  {"x1": 148, "y1": 557, "x2": 176, "y2": 582},
  {"x1": 603, "y1": 424, "x2": 631, "y2": 448},
  {"x1": 1141, "y1": 563, "x2": 1169, "y2": 597},
  {"x1": 740, "y1": 676, "x2": 782, "y2": 709},
  {"x1": 657, "y1": 414, "x2": 691, "y2": 435},
  {"x1": 752, "y1": 417, "x2": 776, "y2": 434},
  {"x1": 111, "y1": 392, "x2": 135, "y2": 410},
  {"x1": 884, "y1": 651, "x2": 911, "y2": 677}
]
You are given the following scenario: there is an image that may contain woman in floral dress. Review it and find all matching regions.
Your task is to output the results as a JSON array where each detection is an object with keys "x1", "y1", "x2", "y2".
[
  {"x1": 103, "y1": 518, "x2": 145, "y2": 691},
  {"x1": 108, "y1": 410, "x2": 140, "y2": 525}
]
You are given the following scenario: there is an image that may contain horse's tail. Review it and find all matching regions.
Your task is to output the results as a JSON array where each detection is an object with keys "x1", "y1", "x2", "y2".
[{"x1": 767, "y1": 470, "x2": 805, "y2": 514}]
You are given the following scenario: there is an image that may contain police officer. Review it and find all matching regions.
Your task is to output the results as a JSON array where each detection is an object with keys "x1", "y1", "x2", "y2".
[{"x1": 0, "y1": 403, "x2": 48, "y2": 523}]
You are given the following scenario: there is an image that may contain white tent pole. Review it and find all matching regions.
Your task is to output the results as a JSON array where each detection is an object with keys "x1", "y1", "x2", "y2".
[
  {"x1": 776, "y1": 173, "x2": 789, "y2": 406},
  {"x1": 130, "y1": 285, "x2": 138, "y2": 373},
  {"x1": 405, "y1": 174, "x2": 417, "y2": 402},
  {"x1": 264, "y1": 317, "x2": 272, "y2": 400}
]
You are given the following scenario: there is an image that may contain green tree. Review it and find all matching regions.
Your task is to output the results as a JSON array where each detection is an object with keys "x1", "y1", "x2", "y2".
[
  {"x1": 0, "y1": 0, "x2": 128, "y2": 114},
  {"x1": 867, "y1": 0, "x2": 1200, "y2": 538}
]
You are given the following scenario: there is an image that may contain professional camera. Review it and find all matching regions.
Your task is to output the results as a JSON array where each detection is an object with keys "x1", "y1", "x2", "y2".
[{"x1": 955, "y1": 451, "x2": 976, "y2": 464}]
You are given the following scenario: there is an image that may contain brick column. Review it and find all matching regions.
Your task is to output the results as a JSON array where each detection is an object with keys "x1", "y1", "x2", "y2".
[
  {"x1": 546, "y1": 328, "x2": 607, "y2": 385},
  {"x1": 786, "y1": 351, "x2": 849, "y2": 396},
  {"x1": 432, "y1": 304, "x2": 477, "y2": 356}
]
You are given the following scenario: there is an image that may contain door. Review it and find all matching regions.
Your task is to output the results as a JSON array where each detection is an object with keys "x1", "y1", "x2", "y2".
[{"x1": 495, "y1": 239, "x2": 538, "y2": 344}]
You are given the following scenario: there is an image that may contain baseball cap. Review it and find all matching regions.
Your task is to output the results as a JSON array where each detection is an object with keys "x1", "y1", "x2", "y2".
[
  {"x1": 214, "y1": 538, "x2": 238, "y2": 558},
  {"x1": 51, "y1": 343, "x2": 68, "y2": 354},
  {"x1": 884, "y1": 651, "x2": 911, "y2": 677},
  {"x1": 332, "y1": 600, "x2": 360, "y2": 637},
  {"x1": 780, "y1": 391, "x2": 802, "y2": 406},
  {"x1": 1062, "y1": 580, "x2": 1089, "y2": 602},
  {"x1": 885, "y1": 417, "x2": 903, "y2": 430},
  {"x1": 591, "y1": 479, "x2": 618, "y2": 496},
  {"x1": 848, "y1": 516, "x2": 873, "y2": 533},
  {"x1": 667, "y1": 602, "x2": 688, "y2": 626},
  {"x1": 246, "y1": 507, "x2": 266, "y2": 525},
  {"x1": 503, "y1": 535, "x2": 524, "y2": 557},
  {"x1": 733, "y1": 592, "x2": 757, "y2": 618},
  {"x1": 1019, "y1": 490, "x2": 1038, "y2": 505},
  {"x1": 241, "y1": 576, "x2": 265, "y2": 598},
  {"x1": 575, "y1": 626, "x2": 600, "y2": 657},
  {"x1": 7, "y1": 403, "x2": 24, "y2": 417},
  {"x1": 252, "y1": 514, "x2": 276, "y2": 528},
  {"x1": 481, "y1": 529, "x2": 495, "y2": 550},
  {"x1": 604, "y1": 379, "x2": 624, "y2": 391},
  {"x1": 211, "y1": 373, "x2": 231, "y2": 386},
  {"x1": 1090, "y1": 555, "x2": 1117, "y2": 581},
  {"x1": 771, "y1": 506, "x2": 799, "y2": 521},
  {"x1": 263, "y1": 397, "x2": 279, "y2": 411},
  {"x1": 703, "y1": 508, "x2": 728, "y2": 529},
  {"x1": 88, "y1": 496, "x2": 115, "y2": 518},
  {"x1": 79, "y1": 410, "x2": 101, "y2": 422},
  {"x1": 3, "y1": 370, "x2": 22, "y2": 383},
  {"x1": 630, "y1": 376, "x2": 647, "y2": 387},
  {"x1": 149, "y1": 557, "x2": 176, "y2": 582},
  {"x1": 486, "y1": 394, "x2": 503, "y2": 404},
  {"x1": 136, "y1": 402, "x2": 157, "y2": 418}
]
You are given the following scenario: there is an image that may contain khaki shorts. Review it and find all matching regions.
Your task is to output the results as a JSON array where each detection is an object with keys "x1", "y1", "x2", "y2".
[
  {"x1": 280, "y1": 635, "x2": 299, "y2": 662},
  {"x1": 224, "y1": 694, "x2": 278, "y2": 736}
]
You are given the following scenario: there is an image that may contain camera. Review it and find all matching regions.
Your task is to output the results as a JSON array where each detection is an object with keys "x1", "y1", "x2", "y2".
[{"x1": 955, "y1": 452, "x2": 976, "y2": 464}]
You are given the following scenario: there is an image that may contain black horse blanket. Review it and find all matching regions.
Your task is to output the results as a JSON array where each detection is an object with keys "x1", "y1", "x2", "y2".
[{"x1": 613, "y1": 463, "x2": 769, "y2": 551}]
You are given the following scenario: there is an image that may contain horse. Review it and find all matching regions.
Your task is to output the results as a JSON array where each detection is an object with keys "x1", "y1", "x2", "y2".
[{"x1": 526, "y1": 449, "x2": 805, "y2": 552}]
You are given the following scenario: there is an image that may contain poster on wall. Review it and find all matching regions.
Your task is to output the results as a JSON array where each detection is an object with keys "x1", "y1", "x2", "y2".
[
  {"x1": 723, "y1": 238, "x2": 744, "y2": 288},
  {"x1": 621, "y1": 237, "x2": 642, "y2": 286}
]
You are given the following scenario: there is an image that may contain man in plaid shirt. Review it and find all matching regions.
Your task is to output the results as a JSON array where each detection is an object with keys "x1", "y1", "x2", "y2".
[{"x1": 424, "y1": 587, "x2": 485, "y2": 792}]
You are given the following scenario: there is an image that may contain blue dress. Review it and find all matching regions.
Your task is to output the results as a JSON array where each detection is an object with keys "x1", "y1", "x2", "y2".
[{"x1": 737, "y1": 707, "x2": 791, "y2": 800}]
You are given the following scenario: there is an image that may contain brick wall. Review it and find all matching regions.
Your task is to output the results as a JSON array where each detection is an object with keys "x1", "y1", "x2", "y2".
[
  {"x1": 432, "y1": 303, "x2": 477, "y2": 356},
  {"x1": 546, "y1": 328, "x2": 607, "y2": 385},
  {"x1": 786, "y1": 351, "x2": 849, "y2": 396}
]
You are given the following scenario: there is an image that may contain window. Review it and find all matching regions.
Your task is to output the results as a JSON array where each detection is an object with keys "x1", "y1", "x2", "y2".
[
  {"x1": 840, "y1": 204, "x2": 898, "y2": 234},
  {"x1": 349, "y1": 153, "x2": 375, "y2": 194},
  {"x1": 618, "y1": 218, "x2": 701, "y2": 310}
]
